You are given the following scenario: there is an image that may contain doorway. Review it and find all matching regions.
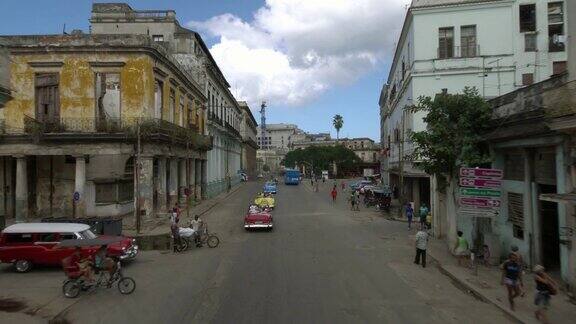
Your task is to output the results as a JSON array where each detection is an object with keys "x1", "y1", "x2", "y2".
[{"x1": 539, "y1": 184, "x2": 560, "y2": 270}]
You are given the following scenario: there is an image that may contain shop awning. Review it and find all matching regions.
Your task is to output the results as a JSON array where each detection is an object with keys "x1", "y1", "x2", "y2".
[{"x1": 539, "y1": 193, "x2": 576, "y2": 204}]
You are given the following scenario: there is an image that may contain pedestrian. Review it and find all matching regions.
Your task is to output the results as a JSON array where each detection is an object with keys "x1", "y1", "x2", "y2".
[
  {"x1": 331, "y1": 187, "x2": 338, "y2": 202},
  {"x1": 511, "y1": 245, "x2": 524, "y2": 269},
  {"x1": 341, "y1": 181, "x2": 346, "y2": 190},
  {"x1": 414, "y1": 224, "x2": 428, "y2": 268},
  {"x1": 392, "y1": 185, "x2": 398, "y2": 199},
  {"x1": 419, "y1": 203, "x2": 429, "y2": 227},
  {"x1": 501, "y1": 252, "x2": 524, "y2": 311},
  {"x1": 405, "y1": 203, "x2": 414, "y2": 230},
  {"x1": 190, "y1": 215, "x2": 204, "y2": 247},
  {"x1": 349, "y1": 192, "x2": 355, "y2": 210},
  {"x1": 533, "y1": 265, "x2": 557, "y2": 323},
  {"x1": 453, "y1": 230, "x2": 470, "y2": 267}
]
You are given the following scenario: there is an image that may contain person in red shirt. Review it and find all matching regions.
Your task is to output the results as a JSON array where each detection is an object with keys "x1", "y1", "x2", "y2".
[{"x1": 331, "y1": 187, "x2": 338, "y2": 202}]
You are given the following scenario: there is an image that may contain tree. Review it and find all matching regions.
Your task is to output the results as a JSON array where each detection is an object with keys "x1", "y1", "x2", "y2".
[
  {"x1": 408, "y1": 87, "x2": 492, "y2": 245},
  {"x1": 332, "y1": 114, "x2": 344, "y2": 141},
  {"x1": 283, "y1": 145, "x2": 360, "y2": 176}
]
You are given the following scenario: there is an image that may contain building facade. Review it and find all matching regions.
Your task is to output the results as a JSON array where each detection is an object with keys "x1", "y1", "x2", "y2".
[
  {"x1": 0, "y1": 34, "x2": 210, "y2": 225},
  {"x1": 0, "y1": 40, "x2": 10, "y2": 108},
  {"x1": 256, "y1": 123, "x2": 306, "y2": 173},
  {"x1": 90, "y1": 3, "x2": 243, "y2": 199},
  {"x1": 380, "y1": 0, "x2": 568, "y2": 217},
  {"x1": 239, "y1": 102, "x2": 258, "y2": 179}
]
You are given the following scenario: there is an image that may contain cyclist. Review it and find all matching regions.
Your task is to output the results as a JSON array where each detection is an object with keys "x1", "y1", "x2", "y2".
[
  {"x1": 190, "y1": 215, "x2": 205, "y2": 247},
  {"x1": 93, "y1": 245, "x2": 116, "y2": 283}
]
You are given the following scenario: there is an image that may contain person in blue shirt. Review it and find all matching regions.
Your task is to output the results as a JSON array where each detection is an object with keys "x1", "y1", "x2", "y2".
[
  {"x1": 419, "y1": 203, "x2": 429, "y2": 227},
  {"x1": 405, "y1": 203, "x2": 414, "y2": 230}
]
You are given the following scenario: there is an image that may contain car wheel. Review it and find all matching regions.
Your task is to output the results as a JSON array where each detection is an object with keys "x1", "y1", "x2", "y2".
[{"x1": 14, "y1": 260, "x2": 32, "y2": 273}]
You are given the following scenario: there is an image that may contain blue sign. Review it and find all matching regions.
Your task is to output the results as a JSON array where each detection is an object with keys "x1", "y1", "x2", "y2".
[{"x1": 73, "y1": 191, "x2": 80, "y2": 202}]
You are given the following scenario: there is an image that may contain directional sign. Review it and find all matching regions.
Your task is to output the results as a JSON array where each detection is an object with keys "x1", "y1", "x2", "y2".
[
  {"x1": 459, "y1": 208, "x2": 499, "y2": 218},
  {"x1": 459, "y1": 197, "x2": 501, "y2": 208},
  {"x1": 459, "y1": 177, "x2": 502, "y2": 188},
  {"x1": 460, "y1": 167, "x2": 503, "y2": 179},
  {"x1": 460, "y1": 188, "x2": 501, "y2": 197}
]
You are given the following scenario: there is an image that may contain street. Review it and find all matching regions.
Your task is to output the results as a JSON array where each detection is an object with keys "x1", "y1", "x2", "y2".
[{"x1": 1, "y1": 181, "x2": 511, "y2": 323}]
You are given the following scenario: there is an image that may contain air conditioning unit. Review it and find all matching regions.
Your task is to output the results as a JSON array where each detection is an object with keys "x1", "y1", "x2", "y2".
[{"x1": 553, "y1": 34, "x2": 567, "y2": 45}]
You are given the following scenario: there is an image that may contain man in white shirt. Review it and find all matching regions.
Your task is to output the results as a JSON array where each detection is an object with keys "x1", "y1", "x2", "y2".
[
  {"x1": 414, "y1": 225, "x2": 428, "y2": 268},
  {"x1": 190, "y1": 215, "x2": 204, "y2": 247}
]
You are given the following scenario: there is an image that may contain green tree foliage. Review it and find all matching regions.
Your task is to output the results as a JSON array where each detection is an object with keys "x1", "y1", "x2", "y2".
[
  {"x1": 408, "y1": 87, "x2": 492, "y2": 179},
  {"x1": 332, "y1": 114, "x2": 344, "y2": 140},
  {"x1": 283, "y1": 145, "x2": 361, "y2": 173}
]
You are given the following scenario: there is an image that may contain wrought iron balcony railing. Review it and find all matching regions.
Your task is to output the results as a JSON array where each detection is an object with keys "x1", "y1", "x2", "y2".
[{"x1": 21, "y1": 116, "x2": 213, "y2": 150}]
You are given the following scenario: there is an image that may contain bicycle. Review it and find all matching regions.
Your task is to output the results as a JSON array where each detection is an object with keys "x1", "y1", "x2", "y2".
[
  {"x1": 62, "y1": 260, "x2": 136, "y2": 298},
  {"x1": 175, "y1": 226, "x2": 220, "y2": 252}
]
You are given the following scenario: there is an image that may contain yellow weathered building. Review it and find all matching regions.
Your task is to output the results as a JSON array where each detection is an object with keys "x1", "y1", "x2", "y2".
[{"x1": 0, "y1": 34, "x2": 211, "y2": 225}]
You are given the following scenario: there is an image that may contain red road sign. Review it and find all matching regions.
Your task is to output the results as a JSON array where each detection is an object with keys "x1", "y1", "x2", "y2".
[
  {"x1": 459, "y1": 178, "x2": 502, "y2": 188},
  {"x1": 459, "y1": 197, "x2": 501, "y2": 208},
  {"x1": 460, "y1": 167, "x2": 503, "y2": 179}
]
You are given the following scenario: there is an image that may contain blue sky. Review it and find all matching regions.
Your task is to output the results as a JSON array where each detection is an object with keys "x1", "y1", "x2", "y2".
[{"x1": 0, "y1": 0, "x2": 406, "y2": 141}]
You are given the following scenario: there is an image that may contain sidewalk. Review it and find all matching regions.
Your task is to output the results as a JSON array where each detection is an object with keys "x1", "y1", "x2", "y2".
[
  {"x1": 388, "y1": 215, "x2": 576, "y2": 323},
  {"x1": 124, "y1": 182, "x2": 246, "y2": 250}
]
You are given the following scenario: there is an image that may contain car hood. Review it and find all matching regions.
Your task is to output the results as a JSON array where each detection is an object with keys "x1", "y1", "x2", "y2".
[{"x1": 98, "y1": 235, "x2": 133, "y2": 249}]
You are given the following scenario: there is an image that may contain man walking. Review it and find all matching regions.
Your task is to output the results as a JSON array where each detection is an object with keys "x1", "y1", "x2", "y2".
[
  {"x1": 331, "y1": 186, "x2": 338, "y2": 202},
  {"x1": 405, "y1": 203, "x2": 414, "y2": 230},
  {"x1": 414, "y1": 225, "x2": 428, "y2": 268}
]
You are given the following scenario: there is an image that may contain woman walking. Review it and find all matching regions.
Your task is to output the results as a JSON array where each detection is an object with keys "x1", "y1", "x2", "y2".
[
  {"x1": 501, "y1": 253, "x2": 524, "y2": 311},
  {"x1": 453, "y1": 231, "x2": 470, "y2": 267},
  {"x1": 331, "y1": 186, "x2": 338, "y2": 202}
]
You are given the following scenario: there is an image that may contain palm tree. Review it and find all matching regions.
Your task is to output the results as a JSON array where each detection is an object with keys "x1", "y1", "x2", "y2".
[{"x1": 332, "y1": 114, "x2": 344, "y2": 142}]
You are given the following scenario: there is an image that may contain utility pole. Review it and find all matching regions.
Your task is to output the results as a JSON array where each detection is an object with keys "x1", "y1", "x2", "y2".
[
  {"x1": 398, "y1": 109, "x2": 406, "y2": 217},
  {"x1": 135, "y1": 123, "x2": 141, "y2": 234}
]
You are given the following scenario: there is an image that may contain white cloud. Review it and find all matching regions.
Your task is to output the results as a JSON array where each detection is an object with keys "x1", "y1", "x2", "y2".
[{"x1": 189, "y1": 0, "x2": 410, "y2": 106}]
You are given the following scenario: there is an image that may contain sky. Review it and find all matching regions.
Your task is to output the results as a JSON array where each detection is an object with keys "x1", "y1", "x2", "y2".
[{"x1": 0, "y1": 0, "x2": 411, "y2": 141}]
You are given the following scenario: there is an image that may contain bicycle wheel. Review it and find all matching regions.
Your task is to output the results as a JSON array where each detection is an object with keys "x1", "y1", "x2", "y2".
[
  {"x1": 175, "y1": 239, "x2": 188, "y2": 252},
  {"x1": 63, "y1": 280, "x2": 81, "y2": 298},
  {"x1": 117, "y1": 277, "x2": 136, "y2": 295},
  {"x1": 207, "y1": 235, "x2": 220, "y2": 248}
]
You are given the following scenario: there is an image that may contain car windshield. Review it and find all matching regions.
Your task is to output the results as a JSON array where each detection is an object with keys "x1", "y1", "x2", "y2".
[{"x1": 78, "y1": 229, "x2": 97, "y2": 239}]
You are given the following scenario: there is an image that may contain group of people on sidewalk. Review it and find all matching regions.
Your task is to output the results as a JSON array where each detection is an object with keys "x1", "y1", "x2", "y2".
[
  {"x1": 410, "y1": 225, "x2": 559, "y2": 323},
  {"x1": 405, "y1": 202, "x2": 430, "y2": 230}
]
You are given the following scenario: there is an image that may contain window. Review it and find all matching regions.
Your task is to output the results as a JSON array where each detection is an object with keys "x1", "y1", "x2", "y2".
[
  {"x1": 169, "y1": 89, "x2": 175, "y2": 122},
  {"x1": 548, "y1": 2, "x2": 565, "y2": 52},
  {"x1": 96, "y1": 73, "x2": 121, "y2": 120},
  {"x1": 460, "y1": 25, "x2": 477, "y2": 57},
  {"x1": 524, "y1": 34, "x2": 537, "y2": 52},
  {"x1": 152, "y1": 35, "x2": 164, "y2": 42},
  {"x1": 507, "y1": 192, "x2": 524, "y2": 239},
  {"x1": 37, "y1": 233, "x2": 58, "y2": 242},
  {"x1": 438, "y1": 27, "x2": 454, "y2": 59},
  {"x1": 552, "y1": 61, "x2": 567, "y2": 75},
  {"x1": 522, "y1": 73, "x2": 534, "y2": 86},
  {"x1": 154, "y1": 80, "x2": 163, "y2": 119},
  {"x1": 60, "y1": 233, "x2": 77, "y2": 240},
  {"x1": 504, "y1": 152, "x2": 524, "y2": 181},
  {"x1": 5, "y1": 234, "x2": 33, "y2": 244},
  {"x1": 519, "y1": 4, "x2": 536, "y2": 32},
  {"x1": 179, "y1": 95, "x2": 185, "y2": 126},
  {"x1": 35, "y1": 73, "x2": 60, "y2": 123},
  {"x1": 95, "y1": 180, "x2": 133, "y2": 204}
]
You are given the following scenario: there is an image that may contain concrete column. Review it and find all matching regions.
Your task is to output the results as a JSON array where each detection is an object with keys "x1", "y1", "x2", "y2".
[
  {"x1": 157, "y1": 157, "x2": 167, "y2": 213},
  {"x1": 15, "y1": 156, "x2": 27, "y2": 222},
  {"x1": 178, "y1": 159, "x2": 187, "y2": 205},
  {"x1": 138, "y1": 156, "x2": 154, "y2": 222},
  {"x1": 201, "y1": 159, "x2": 208, "y2": 200},
  {"x1": 195, "y1": 159, "x2": 202, "y2": 200},
  {"x1": 74, "y1": 156, "x2": 87, "y2": 218},
  {"x1": 189, "y1": 158, "x2": 196, "y2": 200},
  {"x1": 168, "y1": 158, "x2": 179, "y2": 208}
]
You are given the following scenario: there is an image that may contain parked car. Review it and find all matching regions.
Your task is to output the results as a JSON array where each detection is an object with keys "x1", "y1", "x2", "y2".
[
  {"x1": 244, "y1": 211, "x2": 274, "y2": 231},
  {"x1": 263, "y1": 181, "x2": 277, "y2": 194},
  {"x1": 0, "y1": 223, "x2": 138, "y2": 273},
  {"x1": 349, "y1": 180, "x2": 372, "y2": 190}
]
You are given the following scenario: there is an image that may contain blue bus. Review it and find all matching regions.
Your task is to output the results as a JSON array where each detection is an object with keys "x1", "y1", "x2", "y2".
[{"x1": 284, "y1": 169, "x2": 301, "y2": 185}]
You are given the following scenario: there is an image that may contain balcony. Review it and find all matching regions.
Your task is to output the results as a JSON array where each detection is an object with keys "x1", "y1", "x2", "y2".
[
  {"x1": 21, "y1": 116, "x2": 212, "y2": 150},
  {"x1": 225, "y1": 122, "x2": 241, "y2": 138},
  {"x1": 437, "y1": 45, "x2": 481, "y2": 60}
]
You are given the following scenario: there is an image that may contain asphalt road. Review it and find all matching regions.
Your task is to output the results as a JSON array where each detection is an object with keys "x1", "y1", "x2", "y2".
[{"x1": 1, "y1": 181, "x2": 511, "y2": 323}]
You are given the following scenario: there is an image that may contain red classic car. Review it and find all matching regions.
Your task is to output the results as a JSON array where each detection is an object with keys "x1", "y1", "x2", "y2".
[
  {"x1": 244, "y1": 211, "x2": 273, "y2": 231},
  {"x1": 0, "y1": 223, "x2": 138, "y2": 272}
]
